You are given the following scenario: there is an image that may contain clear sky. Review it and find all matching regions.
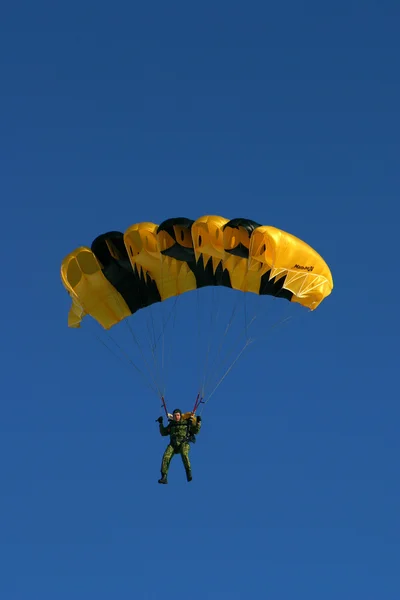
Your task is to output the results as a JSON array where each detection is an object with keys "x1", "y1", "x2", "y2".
[{"x1": 1, "y1": 1, "x2": 399, "y2": 598}]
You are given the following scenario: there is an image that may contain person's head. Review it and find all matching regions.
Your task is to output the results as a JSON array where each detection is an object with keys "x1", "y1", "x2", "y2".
[{"x1": 172, "y1": 409, "x2": 182, "y2": 421}]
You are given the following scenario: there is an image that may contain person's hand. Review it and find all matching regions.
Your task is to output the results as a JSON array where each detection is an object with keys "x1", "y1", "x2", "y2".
[
  {"x1": 156, "y1": 416, "x2": 163, "y2": 423},
  {"x1": 197, "y1": 415, "x2": 201, "y2": 422}
]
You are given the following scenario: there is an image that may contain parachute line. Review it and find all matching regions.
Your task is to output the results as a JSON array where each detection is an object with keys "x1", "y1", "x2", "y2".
[
  {"x1": 146, "y1": 306, "x2": 164, "y2": 396},
  {"x1": 201, "y1": 309, "x2": 297, "y2": 410},
  {"x1": 206, "y1": 314, "x2": 256, "y2": 396},
  {"x1": 123, "y1": 317, "x2": 164, "y2": 399},
  {"x1": 89, "y1": 328, "x2": 159, "y2": 396},
  {"x1": 198, "y1": 288, "x2": 244, "y2": 399},
  {"x1": 201, "y1": 337, "x2": 254, "y2": 409},
  {"x1": 200, "y1": 287, "x2": 219, "y2": 397},
  {"x1": 202, "y1": 289, "x2": 257, "y2": 396}
]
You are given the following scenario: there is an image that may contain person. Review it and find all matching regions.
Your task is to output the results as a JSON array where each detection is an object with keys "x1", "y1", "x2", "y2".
[{"x1": 156, "y1": 408, "x2": 202, "y2": 484}]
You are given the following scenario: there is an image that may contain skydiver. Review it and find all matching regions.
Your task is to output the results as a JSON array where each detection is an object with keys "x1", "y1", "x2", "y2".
[{"x1": 156, "y1": 408, "x2": 202, "y2": 484}]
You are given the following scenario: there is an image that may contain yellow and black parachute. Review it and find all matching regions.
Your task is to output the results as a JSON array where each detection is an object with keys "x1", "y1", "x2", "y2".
[{"x1": 61, "y1": 215, "x2": 333, "y2": 330}]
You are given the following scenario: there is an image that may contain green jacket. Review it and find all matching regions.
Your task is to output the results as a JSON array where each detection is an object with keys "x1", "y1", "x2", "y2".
[{"x1": 160, "y1": 417, "x2": 201, "y2": 447}]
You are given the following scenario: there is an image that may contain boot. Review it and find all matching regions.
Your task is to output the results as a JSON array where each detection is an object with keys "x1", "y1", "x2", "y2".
[
  {"x1": 186, "y1": 469, "x2": 192, "y2": 482},
  {"x1": 158, "y1": 473, "x2": 168, "y2": 484}
]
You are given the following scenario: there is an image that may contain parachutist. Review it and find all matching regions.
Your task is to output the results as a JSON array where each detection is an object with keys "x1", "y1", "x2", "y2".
[{"x1": 157, "y1": 409, "x2": 201, "y2": 484}]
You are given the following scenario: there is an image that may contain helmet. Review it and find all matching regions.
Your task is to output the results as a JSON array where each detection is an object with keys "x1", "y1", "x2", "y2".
[{"x1": 172, "y1": 408, "x2": 182, "y2": 415}]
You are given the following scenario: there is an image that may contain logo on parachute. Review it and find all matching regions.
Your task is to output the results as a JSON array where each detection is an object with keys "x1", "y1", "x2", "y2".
[{"x1": 293, "y1": 264, "x2": 314, "y2": 272}]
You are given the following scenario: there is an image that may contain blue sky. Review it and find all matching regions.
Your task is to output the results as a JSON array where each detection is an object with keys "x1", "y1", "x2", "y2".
[{"x1": 1, "y1": 1, "x2": 399, "y2": 598}]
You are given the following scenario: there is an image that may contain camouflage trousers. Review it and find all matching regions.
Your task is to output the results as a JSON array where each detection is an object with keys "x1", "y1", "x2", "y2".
[{"x1": 161, "y1": 442, "x2": 191, "y2": 474}]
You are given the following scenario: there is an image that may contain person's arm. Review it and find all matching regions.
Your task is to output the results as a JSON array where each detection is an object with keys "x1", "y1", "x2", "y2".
[
  {"x1": 190, "y1": 415, "x2": 201, "y2": 434},
  {"x1": 156, "y1": 417, "x2": 171, "y2": 436}
]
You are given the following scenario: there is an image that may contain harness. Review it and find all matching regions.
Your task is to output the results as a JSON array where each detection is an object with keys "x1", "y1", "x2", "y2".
[
  {"x1": 185, "y1": 419, "x2": 196, "y2": 444},
  {"x1": 168, "y1": 419, "x2": 196, "y2": 449}
]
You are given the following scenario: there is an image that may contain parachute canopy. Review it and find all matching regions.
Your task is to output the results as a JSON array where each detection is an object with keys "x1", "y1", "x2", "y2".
[{"x1": 61, "y1": 215, "x2": 333, "y2": 329}]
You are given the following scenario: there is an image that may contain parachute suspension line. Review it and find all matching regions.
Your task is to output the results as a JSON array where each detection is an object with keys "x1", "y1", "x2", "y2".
[
  {"x1": 151, "y1": 298, "x2": 165, "y2": 397},
  {"x1": 203, "y1": 313, "x2": 257, "y2": 398},
  {"x1": 152, "y1": 304, "x2": 165, "y2": 389},
  {"x1": 89, "y1": 328, "x2": 159, "y2": 396},
  {"x1": 210, "y1": 300, "x2": 292, "y2": 386},
  {"x1": 158, "y1": 250, "x2": 169, "y2": 399},
  {"x1": 251, "y1": 313, "x2": 295, "y2": 343},
  {"x1": 153, "y1": 294, "x2": 180, "y2": 399},
  {"x1": 251, "y1": 294, "x2": 297, "y2": 344},
  {"x1": 199, "y1": 286, "x2": 219, "y2": 399},
  {"x1": 145, "y1": 305, "x2": 165, "y2": 399},
  {"x1": 165, "y1": 295, "x2": 180, "y2": 396},
  {"x1": 161, "y1": 305, "x2": 165, "y2": 395},
  {"x1": 200, "y1": 294, "x2": 243, "y2": 397},
  {"x1": 123, "y1": 316, "x2": 164, "y2": 400},
  {"x1": 152, "y1": 296, "x2": 179, "y2": 350},
  {"x1": 194, "y1": 287, "x2": 208, "y2": 404},
  {"x1": 108, "y1": 292, "x2": 163, "y2": 398},
  {"x1": 201, "y1": 312, "x2": 298, "y2": 413},
  {"x1": 201, "y1": 287, "x2": 254, "y2": 397},
  {"x1": 158, "y1": 299, "x2": 167, "y2": 399},
  {"x1": 200, "y1": 337, "x2": 254, "y2": 412},
  {"x1": 196, "y1": 288, "x2": 202, "y2": 395},
  {"x1": 146, "y1": 306, "x2": 157, "y2": 355}
]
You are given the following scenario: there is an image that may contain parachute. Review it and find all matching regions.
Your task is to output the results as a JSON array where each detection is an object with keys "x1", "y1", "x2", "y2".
[
  {"x1": 61, "y1": 215, "x2": 333, "y2": 329},
  {"x1": 60, "y1": 215, "x2": 333, "y2": 414}
]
